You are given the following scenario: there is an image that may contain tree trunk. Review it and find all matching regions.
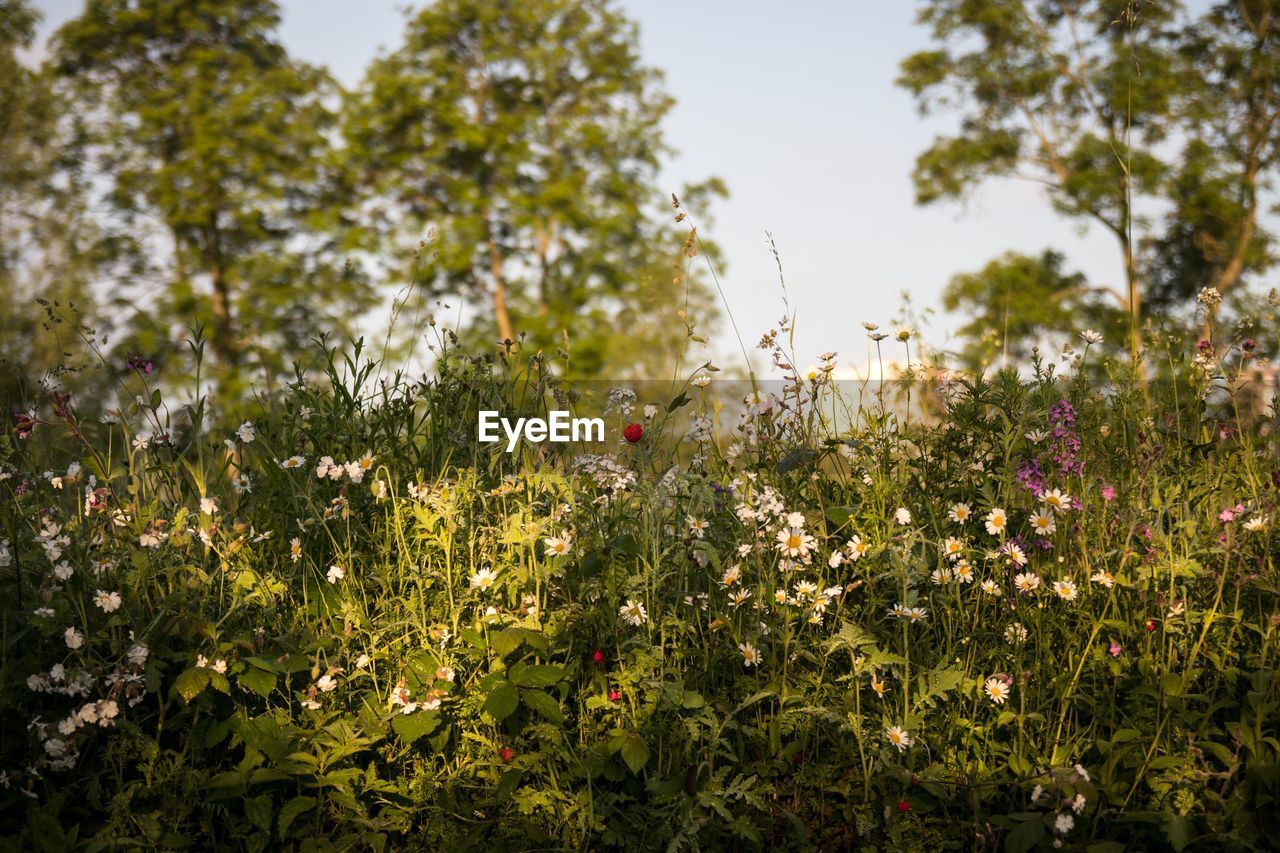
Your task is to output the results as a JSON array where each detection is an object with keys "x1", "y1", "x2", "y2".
[{"x1": 486, "y1": 222, "x2": 514, "y2": 344}]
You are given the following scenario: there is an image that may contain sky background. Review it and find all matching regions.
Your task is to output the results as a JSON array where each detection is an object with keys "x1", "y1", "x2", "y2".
[{"x1": 28, "y1": 0, "x2": 1126, "y2": 374}]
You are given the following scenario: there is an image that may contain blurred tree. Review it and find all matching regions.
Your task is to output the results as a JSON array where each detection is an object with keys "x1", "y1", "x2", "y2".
[
  {"x1": 1, "y1": 0, "x2": 106, "y2": 409},
  {"x1": 942, "y1": 250, "x2": 1125, "y2": 370},
  {"x1": 898, "y1": 0, "x2": 1179, "y2": 360},
  {"x1": 901, "y1": 1, "x2": 1280, "y2": 365},
  {"x1": 50, "y1": 0, "x2": 375, "y2": 407},
  {"x1": 1149, "y1": 1, "x2": 1280, "y2": 321},
  {"x1": 344, "y1": 0, "x2": 721, "y2": 378}
]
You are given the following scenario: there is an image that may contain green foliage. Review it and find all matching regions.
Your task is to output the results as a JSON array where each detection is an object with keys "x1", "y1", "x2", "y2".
[
  {"x1": 1, "y1": 321, "x2": 1277, "y2": 849},
  {"x1": 344, "y1": 0, "x2": 722, "y2": 377},
  {"x1": 50, "y1": 0, "x2": 376, "y2": 405}
]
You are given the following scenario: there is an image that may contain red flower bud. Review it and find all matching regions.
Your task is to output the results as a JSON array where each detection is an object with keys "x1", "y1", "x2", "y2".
[
  {"x1": 498, "y1": 747, "x2": 515, "y2": 763},
  {"x1": 592, "y1": 649, "x2": 605, "y2": 665},
  {"x1": 897, "y1": 800, "x2": 911, "y2": 813},
  {"x1": 623, "y1": 423, "x2": 643, "y2": 443}
]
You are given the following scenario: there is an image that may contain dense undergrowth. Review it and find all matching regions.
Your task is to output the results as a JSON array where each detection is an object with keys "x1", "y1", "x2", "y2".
[{"x1": 1, "y1": 326, "x2": 1278, "y2": 851}]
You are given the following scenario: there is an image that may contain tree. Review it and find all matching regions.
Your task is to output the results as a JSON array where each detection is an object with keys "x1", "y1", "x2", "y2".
[
  {"x1": 1, "y1": 0, "x2": 105, "y2": 408},
  {"x1": 898, "y1": 0, "x2": 1179, "y2": 358},
  {"x1": 900, "y1": 1, "x2": 1280, "y2": 363},
  {"x1": 344, "y1": 0, "x2": 719, "y2": 377},
  {"x1": 51, "y1": 0, "x2": 375, "y2": 405},
  {"x1": 1149, "y1": 1, "x2": 1280, "y2": 320},
  {"x1": 942, "y1": 250, "x2": 1124, "y2": 369}
]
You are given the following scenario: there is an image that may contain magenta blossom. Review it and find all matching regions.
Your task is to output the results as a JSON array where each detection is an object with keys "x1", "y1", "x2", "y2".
[{"x1": 1108, "y1": 641, "x2": 1122, "y2": 658}]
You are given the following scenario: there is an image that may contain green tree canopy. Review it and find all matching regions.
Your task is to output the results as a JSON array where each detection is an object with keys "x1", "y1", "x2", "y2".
[
  {"x1": 51, "y1": 0, "x2": 375, "y2": 406},
  {"x1": 344, "y1": 0, "x2": 719, "y2": 378}
]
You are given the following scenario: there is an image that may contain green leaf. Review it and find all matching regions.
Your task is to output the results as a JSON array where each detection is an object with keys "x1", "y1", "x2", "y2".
[
  {"x1": 1004, "y1": 819, "x2": 1046, "y2": 853},
  {"x1": 490, "y1": 629, "x2": 524, "y2": 658},
  {"x1": 667, "y1": 392, "x2": 690, "y2": 412},
  {"x1": 619, "y1": 732, "x2": 649, "y2": 774},
  {"x1": 391, "y1": 711, "x2": 440, "y2": 745},
  {"x1": 237, "y1": 667, "x2": 277, "y2": 699},
  {"x1": 174, "y1": 667, "x2": 211, "y2": 702},
  {"x1": 484, "y1": 684, "x2": 520, "y2": 722},
  {"x1": 522, "y1": 689, "x2": 564, "y2": 724},
  {"x1": 277, "y1": 796, "x2": 316, "y2": 837},
  {"x1": 509, "y1": 664, "x2": 565, "y2": 688},
  {"x1": 1163, "y1": 814, "x2": 1193, "y2": 851},
  {"x1": 244, "y1": 794, "x2": 272, "y2": 833}
]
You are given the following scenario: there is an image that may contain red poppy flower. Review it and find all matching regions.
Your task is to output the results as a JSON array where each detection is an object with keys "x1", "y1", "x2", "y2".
[{"x1": 623, "y1": 423, "x2": 643, "y2": 443}]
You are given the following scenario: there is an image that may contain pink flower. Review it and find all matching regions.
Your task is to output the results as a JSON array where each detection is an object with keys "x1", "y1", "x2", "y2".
[
  {"x1": 1108, "y1": 641, "x2": 1122, "y2": 658},
  {"x1": 1101, "y1": 486, "x2": 1116, "y2": 502}
]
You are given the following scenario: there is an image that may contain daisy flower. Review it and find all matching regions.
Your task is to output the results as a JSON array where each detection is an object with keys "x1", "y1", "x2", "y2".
[
  {"x1": 1029, "y1": 512, "x2": 1056, "y2": 536},
  {"x1": 1053, "y1": 579, "x2": 1078, "y2": 601},
  {"x1": 1090, "y1": 569, "x2": 1115, "y2": 588},
  {"x1": 1014, "y1": 572, "x2": 1041, "y2": 594},
  {"x1": 739, "y1": 642, "x2": 761, "y2": 667},
  {"x1": 775, "y1": 526, "x2": 816, "y2": 559},
  {"x1": 543, "y1": 535, "x2": 572, "y2": 557},
  {"x1": 979, "y1": 579, "x2": 1001, "y2": 596},
  {"x1": 846, "y1": 536, "x2": 869, "y2": 561},
  {"x1": 687, "y1": 517, "x2": 709, "y2": 538},
  {"x1": 886, "y1": 725, "x2": 911, "y2": 752},
  {"x1": 1040, "y1": 489, "x2": 1071, "y2": 514},
  {"x1": 290, "y1": 537, "x2": 302, "y2": 563},
  {"x1": 729, "y1": 590, "x2": 753, "y2": 608},
  {"x1": 720, "y1": 565, "x2": 741, "y2": 586},
  {"x1": 619, "y1": 599, "x2": 648, "y2": 626},
  {"x1": 954, "y1": 561, "x2": 975, "y2": 584},
  {"x1": 469, "y1": 567, "x2": 498, "y2": 591},
  {"x1": 279, "y1": 455, "x2": 307, "y2": 470},
  {"x1": 942, "y1": 537, "x2": 964, "y2": 560},
  {"x1": 985, "y1": 508, "x2": 1008, "y2": 536},
  {"x1": 983, "y1": 676, "x2": 1012, "y2": 705}
]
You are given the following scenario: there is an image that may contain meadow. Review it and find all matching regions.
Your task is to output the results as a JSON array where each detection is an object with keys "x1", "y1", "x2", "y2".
[{"x1": 1, "y1": 321, "x2": 1278, "y2": 851}]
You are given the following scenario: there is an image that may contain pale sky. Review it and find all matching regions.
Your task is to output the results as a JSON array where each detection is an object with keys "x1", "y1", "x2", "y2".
[{"x1": 30, "y1": 0, "x2": 1126, "y2": 373}]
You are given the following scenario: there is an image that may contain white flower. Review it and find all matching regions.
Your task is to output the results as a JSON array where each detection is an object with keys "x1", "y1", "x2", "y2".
[
  {"x1": 290, "y1": 537, "x2": 302, "y2": 563},
  {"x1": 980, "y1": 579, "x2": 1001, "y2": 596},
  {"x1": 1073, "y1": 763, "x2": 1090, "y2": 782},
  {"x1": 199, "y1": 497, "x2": 219, "y2": 515},
  {"x1": 1014, "y1": 573, "x2": 1041, "y2": 594},
  {"x1": 886, "y1": 725, "x2": 911, "y2": 752},
  {"x1": 643, "y1": 404, "x2": 658, "y2": 419},
  {"x1": 1053, "y1": 579, "x2": 1078, "y2": 602},
  {"x1": 1040, "y1": 489, "x2": 1071, "y2": 514},
  {"x1": 1071, "y1": 793, "x2": 1086, "y2": 813},
  {"x1": 469, "y1": 567, "x2": 498, "y2": 591},
  {"x1": 543, "y1": 535, "x2": 572, "y2": 557},
  {"x1": 211, "y1": 659, "x2": 228, "y2": 674},
  {"x1": 1080, "y1": 329, "x2": 1103, "y2": 345},
  {"x1": 127, "y1": 644, "x2": 149, "y2": 666},
  {"x1": 93, "y1": 590, "x2": 122, "y2": 613},
  {"x1": 53, "y1": 562, "x2": 74, "y2": 581},
  {"x1": 949, "y1": 503, "x2": 971, "y2": 524},
  {"x1": 231, "y1": 474, "x2": 251, "y2": 493},
  {"x1": 316, "y1": 674, "x2": 338, "y2": 693},
  {"x1": 64, "y1": 627, "x2": 84, "y2": 650},
  {"x1": 1244, "y1": 515, "x2": 1268, "y2": 532},
  {"x1": 983, "y1": 677, "x2": 1011, "y2": 705},
  {"x1": 894, "y1": 507, "x2": 912, "y2": 525},
  {"x1": 846, "y1": 536, "x2": 869, "y2": 561},
  {"x1": 236, "y1": 422, "x2": 256, "y2": 443},
  {"x1": 132, "y1": 433, "x2": 151, "y2": 450},
  {"x1": 619, "y1": 598, "x2": 648, "y2": 626},
  {"x1": 1005, "y1": 622, "x2": 1029, "y2": 644},
  {"x1": 1054, "y1": 813, "x2": 1074, "y2": 834},
  {"x1": 1029, "y1": 511, "x2": 1056, "y2": 536},
  {"x1": 775, "y1": 526, "x2": 816, "y2": 559},
  {"x1": 985, "y1": 508, "x2": 1007, "y2": 535},
  {"x1": 739, "y1": 642, "x2": 761, "y2": 667},
  {"x1": 1090, "y1": 569, "x2": 1115, "y2": 588},
  {"x1": 326, "y1": 564, "x2": 346, "y2": 584},
  {"x1": 279, "y1": 455, "x2": 307, "y2": 470}
]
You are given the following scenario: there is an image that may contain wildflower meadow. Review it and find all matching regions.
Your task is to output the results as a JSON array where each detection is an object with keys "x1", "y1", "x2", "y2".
[{"x1": 1, "y1": 318, "x2": 1277, "y2": 851}]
